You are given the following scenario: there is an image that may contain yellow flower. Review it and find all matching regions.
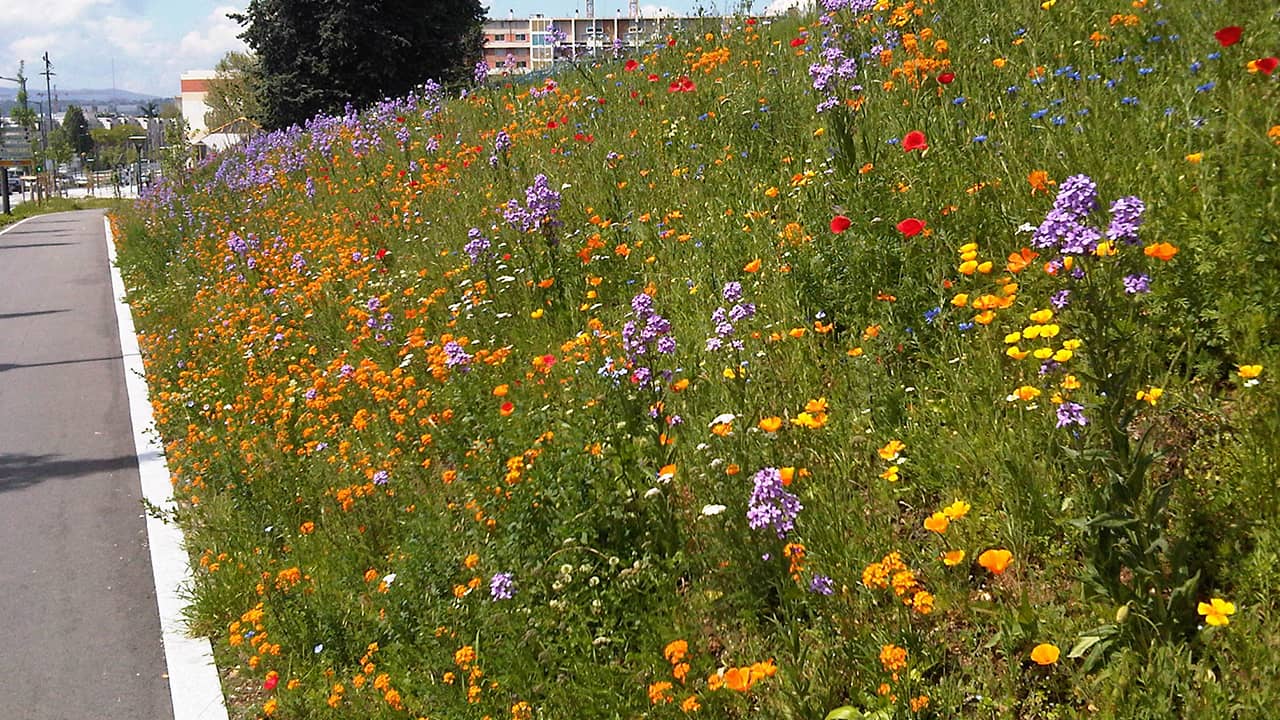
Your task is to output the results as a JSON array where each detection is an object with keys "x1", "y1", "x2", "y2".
[
  {"x1": 758, "y1": 416, "x2": 783, "y2": 433},
  {"x1": 1006, "y1": 346, "x2": 1030, "y2": 360},
  {"x1": 1198, "y1": 598, "x2": 1236, "y2": 627},
  {"x1": 878, "y1": 439, "x2": 905, "y2": 461},
  {"x1": 1062, "y1": 374, "x2": 1082, "y2": 390},
  {"x1": 923, "y1": 512, "x2": 950, "y2": 534},
  {"x1": 942, "y1": 500, "x2": 971, "y2": 519},
  {"x1": 1033, "y1": 347, "x2": 1054, "y2": 360},
  {"x1": 1029, "y1": 308, "x2": 1054, "y2": 324},
  {"x1": 1052, "y1": 348, "x2": 1074, "y2": 363},
  {"x1": 978, "y1": 548, "x2": 1014, "y2": 575},
  {"x1": 1004, "y1": 331, "x2": 1022, "y2": 344},
  {"x1": 880, "y1": 465, "x2": 901, "y2": 482},
  {"x1": 1135, "y1": 387, "x2": 1163, "y2": 406},
  {"x1": 1185, "y1": 152, "x2": 1202, "y2": 164},
  {"x1": 1030, "y1": 643, "x2": 1060, "y2": 665},
  {"x1": 942, "y1": 549, "x2": 966, "y2": 566},
  {"x1": 1012, "y1": 385, "x2": 1041, "y2": 402},
  {"x1": 1238, "y1": 365, "x2": 1263, "y2": 379}
]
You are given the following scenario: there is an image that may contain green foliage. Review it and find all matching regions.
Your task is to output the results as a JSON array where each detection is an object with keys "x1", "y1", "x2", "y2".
[
  {"x1": 230, "y1": 0, "x2": 486, "y2": 129},
  {"x1": 204, "y1": 51, "x2": 263, "y2": 129},
  {"x1": 61, "y1": 105, "x2": 93, "y2": 156}
]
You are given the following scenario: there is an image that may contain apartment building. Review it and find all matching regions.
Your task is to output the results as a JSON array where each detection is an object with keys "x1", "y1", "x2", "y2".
[{"x1": 482, "y1": 0, "x2": 721, "y2": 73}]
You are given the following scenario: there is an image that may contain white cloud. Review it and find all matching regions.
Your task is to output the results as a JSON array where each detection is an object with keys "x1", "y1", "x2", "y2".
[
  {"x1": 177, "y1": 6, "x2": 246, "y2": 58},
  {"x1": 0, "y1": 0, "x2": 110, "y2": 28},
  {"x1": 0, "y1": 4, "x2": 246, "y2": 97}
]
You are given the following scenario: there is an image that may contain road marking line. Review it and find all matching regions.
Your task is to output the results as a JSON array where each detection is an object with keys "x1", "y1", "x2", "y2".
[
  {"x1": 104, "y1": 215, "x2": 229, "y2": 720},
  {"x1": 0, "y1": 215, "x2": 39, "y2": 238}
]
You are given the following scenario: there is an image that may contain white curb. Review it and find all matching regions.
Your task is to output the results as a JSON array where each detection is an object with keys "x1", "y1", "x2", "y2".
[{"x1": 104, "y1": 215, "x2": 230, "y2": 720}]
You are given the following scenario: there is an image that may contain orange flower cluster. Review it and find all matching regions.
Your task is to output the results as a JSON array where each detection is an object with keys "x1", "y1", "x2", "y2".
[
  {"x1": 862, "y1": 551, "x2": 934, "y2": 615},
  {"x1": 708, "y1": 659, "x2": 777, "y2": 692}
]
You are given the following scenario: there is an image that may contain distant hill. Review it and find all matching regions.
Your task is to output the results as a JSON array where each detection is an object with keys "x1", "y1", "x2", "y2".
[{"x1": 0, "y1": 87, "x2": 169, "y2": 110}]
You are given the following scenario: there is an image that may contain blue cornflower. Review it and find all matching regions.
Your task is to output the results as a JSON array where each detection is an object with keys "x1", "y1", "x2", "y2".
[{"x1": 1195, "y1": 81, "x2": 1215, "y2": 93}]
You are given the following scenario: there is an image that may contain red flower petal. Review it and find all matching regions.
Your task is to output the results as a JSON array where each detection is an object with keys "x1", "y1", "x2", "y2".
[
  {"x1": 938, "y1": 72, "x2": 955, "y2": 84},
  {"x1": 1257, "y1": 56, "x2": 1279, "y2": 75},
  {"x1": 902, "y1": 130, "x2": 928, "y2": 152},
  {"x1": 790, "y1": 37, "x2": 806, "y2": 47},
  {"x1": 624, "y1": 59, "x2": 639, "y2": 72},
  {"x1": 1214, "y1": 26, "x2": 1242, "y2": 47},
  {"x1": 896, "y1": 218, "x2": 925, "y2": 237},
  {"x1": 830, "y1": 215, "x2": 852, "y2": 233}
]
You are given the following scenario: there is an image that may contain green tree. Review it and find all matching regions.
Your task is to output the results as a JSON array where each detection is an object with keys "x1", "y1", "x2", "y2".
[
  {"x1": 9, "y1": 61, "x2": 37, "y2": 132},
  {"x1": 204, "y1": 51, "x2": 262, "y2": 129},
  {"x1": 139, "y1": 100, "x2": 161, "y2": 118},
  {"x1": 231, "y1": 0, "x2": 485, "y2": 130},
  {"x1": 61, "y1": 105, "x2": 93, "y2": 157},
  {"x1": 91, "y1": 125, "x2": 142, "y2": 170}
]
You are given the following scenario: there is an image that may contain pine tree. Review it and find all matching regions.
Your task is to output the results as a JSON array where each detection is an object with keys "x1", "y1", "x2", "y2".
[{"x1": 231, "y1": 0, "x2": 485, "y2": 130}]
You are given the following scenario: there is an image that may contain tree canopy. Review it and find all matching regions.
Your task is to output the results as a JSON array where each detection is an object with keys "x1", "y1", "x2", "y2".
[
  {"x1": 204, "y1": 51, "x2": 262, "y2": 130},
  {"x1": 61, "y1": 105, "x2": 93, "y2": 157},
  {"x1": 231, "y1": 0, "x2": 486, "y2": 130}
]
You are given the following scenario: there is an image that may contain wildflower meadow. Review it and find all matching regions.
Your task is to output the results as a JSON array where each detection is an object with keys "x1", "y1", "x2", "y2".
[{"x1": 114, "y1": 0, "x2": 1280, "y2": 717}]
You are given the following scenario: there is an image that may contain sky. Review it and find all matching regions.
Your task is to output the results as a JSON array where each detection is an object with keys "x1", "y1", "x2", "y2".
[{"x1": 0, "y1": 0, "x2": 783, "y2": 99}]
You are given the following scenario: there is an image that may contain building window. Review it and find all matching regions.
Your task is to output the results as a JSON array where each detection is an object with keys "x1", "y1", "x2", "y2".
[
  {"x1": 518, "y1": 61, "x2": 527, "y2": 68},
  {"x1": 494, "y1": 34, "x2": 505, "y2": 40},
  {"x1": 516, "y1": 34, "x2": 526, "y2": 40}
]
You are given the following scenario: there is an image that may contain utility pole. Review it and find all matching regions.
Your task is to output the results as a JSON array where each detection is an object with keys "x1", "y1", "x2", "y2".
[{"x1": 41, "y1": 52, "x2": 56, "y2": 195}]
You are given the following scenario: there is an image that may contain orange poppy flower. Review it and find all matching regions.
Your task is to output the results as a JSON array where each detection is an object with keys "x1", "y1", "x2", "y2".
[{"x1": 978, "y1": 548, "x2": 1014, "y2": 575}]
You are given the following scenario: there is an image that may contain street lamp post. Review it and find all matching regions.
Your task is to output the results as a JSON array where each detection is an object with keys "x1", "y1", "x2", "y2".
[{"x1": 128, "y1": 135, "x2": 146, "y2": 197}]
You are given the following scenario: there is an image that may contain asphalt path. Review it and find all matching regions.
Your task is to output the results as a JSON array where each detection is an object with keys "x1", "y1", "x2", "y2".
[{"x1": 0, "y1": 210, "x2": 174, "y2": 719}]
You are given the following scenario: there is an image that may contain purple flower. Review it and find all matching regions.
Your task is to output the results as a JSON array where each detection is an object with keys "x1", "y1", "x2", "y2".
[
  {"x1": 1106, "y1": 196, "x2": 1145, "y2": 244},
  {"x1": 1123, "y1": 273, "x2": 1150, "y2": 294},
  {"x1": 1050, "y1": 289, "x2": 1072, "y2": 309},
  {"x1": 464, "y1": 228, "x2": 490, "y2": 264},
  {"x1": 489, "y1": 572, "x2": 515, "y2": 600},
  {"x1": 1056, "y1": 401, "x2": 1088, "y2": 428},
  {"x1": 494, "y1": 130, "x2": 512, "y2": 154},
  {"x1": 747, "y1": 467, "x2": 803, "y2": 539},
  {"x1": 474, "y1": 61, "x2": 489, "y2": 85},
  {"x1": 1054, "y1": 174, "x2": 1099, "y2": 217},
  {"x1": 809, "y1": 575, "x2": 835, "y2": 595},
  {"x1": 372, "y1": 470, "x2": 390, "y2": 485},
  {"x1": 443, "y1": 341, "x2": 473, "y2": 368}
]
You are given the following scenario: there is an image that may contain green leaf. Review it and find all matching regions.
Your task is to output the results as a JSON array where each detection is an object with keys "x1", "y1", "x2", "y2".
[{"x1": 825, "y1": 706, "x2": 863, "y2": 720}]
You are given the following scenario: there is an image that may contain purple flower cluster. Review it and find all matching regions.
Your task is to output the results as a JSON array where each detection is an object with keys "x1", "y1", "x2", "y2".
[
  {"x1": 1056, "y1": 401, "x2": 1088, "y2": 428},
  {"x1": 464, "y1": 227, "x2": 491, "y2": 264},
  {"x1": 809, "y1": 575, "x2": 835, "y2": 595},
  {"x1": 494, "y1": 130, "x2": 512, "y2": 154},
  {"x1": 489, "y1": 572, "x2": 515, "y2": 600},
  {"x1": 747, "y1": 467, "x2": 803, "y2": 539},
  {"x1": 1123, "y1": 273, "x2": 1151, "y2": 294},
  {"x1": 821, "y1": 0, "x2": 877, "y2": 11},
  {"x1": 503, "y1": 174, "x2": 563, "y2": 236},
  {"x1": 810, "y1": 41, "x2": 860, "y2": 113},
  {"x1": 705, "y1": 282, "x2": 757, "y2": 352},
  {"x1": 1034, "y1": 175, "x2": 1147, "y2": 258},
  {"x1": 1106, "y1": 196, "x2": 1146, "y2": 244},
  {"x1": 616, "y1": 292, "x2": 676, "y2": 390},
  {"x1": 443, "y1": 340, "x2": 473, "y2": 368},
  {"x1": 474, "y1": 61, "x2": 489, "y2": 85}
]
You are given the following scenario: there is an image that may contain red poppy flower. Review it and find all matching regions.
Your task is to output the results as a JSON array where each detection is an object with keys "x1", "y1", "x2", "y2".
[
  {"x1": 264, "y1": 674, "x2": 279, "y2": 691},
  {"x1": 647, "y1": 73, "x2": 660, "y2": 83},
  {"x1": 896, "y1": 218, "x2": 925, "y2": 237},
  {"x1": 546, "y1": 120, "x2": 557, "y2": 129},
  {"x1": 938, "y1": 72, "x2": 955, "y2": 84},
  {"x1": 902, "y1": 130, "x2": 928, "y2": 152},
  {"x1": 830, "y1": 215, "x2": 852, "y2": 233},
  {"x1": 624, "y1": 59, "x2": 640, "y2": 72},
  {"x1": 1214, "y1": 26, "x2": 1242, "y2": 47},
  {"x1": 790, "y1": 37, "x2": 806, "y2": 47},
  {"x1": 746, "y1": 17, "x2": 756, "y2": 25},
  {"x1": 375, "y1": 248, "x2": 390, "y2": 260},
  {"x1": 1257, "y1": 56, "x2": 1279, "y2": 75}
]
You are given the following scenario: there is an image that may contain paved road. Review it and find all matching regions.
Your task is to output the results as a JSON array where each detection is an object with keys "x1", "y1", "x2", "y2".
[{"x1": 0, "y1": 210, "x2": 173, "y2": 719}]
